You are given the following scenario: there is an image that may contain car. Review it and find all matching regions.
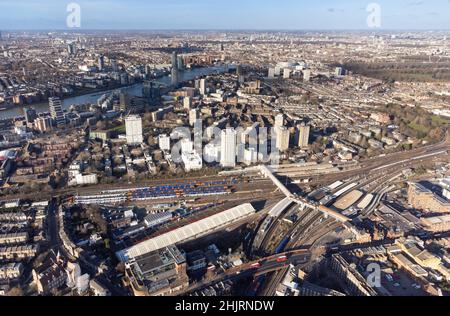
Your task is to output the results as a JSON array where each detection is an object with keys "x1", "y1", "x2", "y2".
[
  {"x1": 394, "y1": 283, "x2": 400, "y2": 287},
  {"x1": 276, "y1": 255, "x2": 288, "y2": 263}
]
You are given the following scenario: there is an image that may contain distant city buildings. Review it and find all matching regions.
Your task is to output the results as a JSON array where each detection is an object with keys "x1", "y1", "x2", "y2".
[
  {"x1": 98, "y1": 55, "x2": 105, "y2": 71},
  {"x1": 158, "y1": 134, "x2": 171, "y2": 151},
  {"x1": 199, "y1": 78, "x2": 207, "y2": 96},
  {"x1": 182, "y1": 151, "x2": 203, "y2": 172},
  {"x1": 171, "y1": 51, "x2": 179, "y2": 86},
  {"x1": 204, "y1": 143, "x2": 220, "y2": 163},
  {"x1": 25, "y1": 107, "x2": 37, "y2": 125},
  {"x1": 119, "y1": 93, "x2": 130, "y2": 111},
  {"x1": 183, "y1": 96, "x2": 192, "y2": 110},
  {"x1": 110, "y1": 59, "x2": 119, "y2": 72},
  {"x1": 1, "y1": 29, "x2": 450, "y2": 298},
  {"x1": 34, "y1": 117, "x2": 53, "y2": 133},
  {"x1": 283, "y1": 68, "x2": 291, "y2": 79},
  {"x1": 181, "y1": 138, "x2": 194, "y2": 154},
  {"x1": 297, "y1": 123, "x2": 310, "y2": 149},
  {"x1": 67, "y1": 42, "x2": 76, "y2": 55},
  {"x1": 276, "y1": 127, "x2": 290, "y2": 152},
  {"x1": 335, "y1": 67, "x2": 346, "y2": 77},
  {"x1": 189, "y1": 109, "x2": 199, "y2": 127},
  {"x1": 303, "y1": 69, "x2": 311, "y2": 82},
  {"x1": 49, "y1": 97, "x2": 66, "y2": 128},
  {"x1": 275, "y1": 114, "x2": 284, "y2": 129},
  {"x1": 268, "y1": 68, "x2": 276, "y2": 79},
  {"x1": 220, "y1": 128, "x2": 237, "y2": 168}
]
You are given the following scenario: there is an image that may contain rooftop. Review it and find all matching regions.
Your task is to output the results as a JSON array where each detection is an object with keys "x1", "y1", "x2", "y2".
[{"x1": 117, "y1": 203, "x2": 256, "y2": 261}]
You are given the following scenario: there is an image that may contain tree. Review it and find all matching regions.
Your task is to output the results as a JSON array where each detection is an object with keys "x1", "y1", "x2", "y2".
[
  {"x1": 96, "y1": 121, "x2": 107, "y2": 130},
  {"x1": 147, "y1": 136, "x2": 156, "y2": 146},
  {"x1": 50, "y1": 288, "x2": 63, "y2": 297},
  {"x1": 116, "y1": 262, "x2": 125, "y2": 274},
  {"x1": 131, "y1": 148, "x2": 143, "y2": 157},
  {"x1": 92, "y1": 145, "x2": 103, "y2": 154},
  {"x1": 86, "y1": 206, "x2": 108, "y2": 235},
  {"x1": 143, "y1": 112, "x2": 153, "y2": 127},
  {"x1": 204, "y1": 269, "x2": 216, "y2": 282},
  {"x1": 429, "y1": 127, "x2": 444, "y2": 141},
  {"x1": 78, "y1": 152, "x2": 91, "y2": 161}
]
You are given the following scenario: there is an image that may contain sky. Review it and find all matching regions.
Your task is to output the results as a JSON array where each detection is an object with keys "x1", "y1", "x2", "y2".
[{"x1": 0, "y1": 0, "x2": 450, "y2": 30}]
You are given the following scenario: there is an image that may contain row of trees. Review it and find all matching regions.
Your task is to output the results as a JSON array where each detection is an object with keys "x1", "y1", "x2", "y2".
[
  {"x1": 343, "y1": 62, "x2": 450, "y2": 82},
  {"x1": 382, "y1": 103, "x2": 449, "y2": 141}
]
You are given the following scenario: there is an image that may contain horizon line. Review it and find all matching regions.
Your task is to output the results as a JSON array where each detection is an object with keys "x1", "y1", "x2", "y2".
[{"x1": 2, "y1": 28, "x2": 450, "y2": 32}]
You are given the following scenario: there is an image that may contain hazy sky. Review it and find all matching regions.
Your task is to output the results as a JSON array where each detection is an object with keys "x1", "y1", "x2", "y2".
[{"x1": 0, "y1": 0, "x2": 449, "y2": 30}]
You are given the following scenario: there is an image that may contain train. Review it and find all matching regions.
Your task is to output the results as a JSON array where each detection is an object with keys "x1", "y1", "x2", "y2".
[
  {"x1": 249, "y1": 253, "x2": 293, "y2": 270},
  {"x1": 127, "y1": 181, "x2": 232, "y2": 200},
  {"x1": 71, "y1": 179, "x2": 240, "y2": 205},
  {"x1": 275, "y1": 236, "x2": 291, "y2": 254}
]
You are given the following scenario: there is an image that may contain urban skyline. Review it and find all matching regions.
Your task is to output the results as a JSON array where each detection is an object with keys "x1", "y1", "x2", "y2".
[
  {"x1": 0, "y1": 0, "x2": 449, "y2": 303},
  {"x1": 1, "y1": 0, "x2": 450, "y2": 30}
]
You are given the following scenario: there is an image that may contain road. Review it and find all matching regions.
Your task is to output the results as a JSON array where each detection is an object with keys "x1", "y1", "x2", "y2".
[{"x1": 180, "y1": 250, "x2": 311, "y2": 295}]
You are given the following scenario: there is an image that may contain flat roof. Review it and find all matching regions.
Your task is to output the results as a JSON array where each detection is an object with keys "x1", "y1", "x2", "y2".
[
  {"x1": 422, "y1": 215, "x2": 450, "y2": 225},
  {"x1": 334, "y1": 190, "x2": 363, "y2": 210},
  {"x1": 268, "y1": 197, "x2": 292, "y2": 217},
  {"x1": 357, "y1": 194, "x2": 374, "y2": 210}
]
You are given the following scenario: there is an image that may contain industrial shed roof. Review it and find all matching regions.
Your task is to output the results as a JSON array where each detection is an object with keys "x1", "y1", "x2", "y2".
[{"x1": 117, "y1": 203, "x2": 256, "y2": 262}]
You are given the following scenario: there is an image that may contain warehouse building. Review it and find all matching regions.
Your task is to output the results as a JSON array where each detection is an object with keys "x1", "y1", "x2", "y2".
[
  {"x1": 144, "y1": 212, "x2": 173, "y2": 229},
  {"x1": 421, "y1": 215, "x2": 450, "y2": 233},
  {"x1": 408, "y1": 182, "x2": 450, "y2": 213},
  {"x1": 125, "y1": 245, "x2": 189, "y2": 296}
]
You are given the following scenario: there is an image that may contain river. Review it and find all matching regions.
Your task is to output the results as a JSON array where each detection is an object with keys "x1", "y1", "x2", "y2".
[{"x1": 0, "y1": 64, "x2": 231, "y2": 120}]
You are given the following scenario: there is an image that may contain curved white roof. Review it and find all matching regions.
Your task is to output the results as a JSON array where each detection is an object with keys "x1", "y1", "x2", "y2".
[
  {"x1": 268, "y1": 197, "x2": 292, "y2": 218},
  {"x1": 117, "y1": 203, "x2": 256, "y2": 262}
]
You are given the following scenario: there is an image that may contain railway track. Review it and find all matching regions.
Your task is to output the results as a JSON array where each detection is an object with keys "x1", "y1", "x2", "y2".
[
  {"x1": 301, "y1": 219, "x2": 341, "y2": 248},
  {"x1": 260, "y1": 267, "x2": 290, "y2": 296}
]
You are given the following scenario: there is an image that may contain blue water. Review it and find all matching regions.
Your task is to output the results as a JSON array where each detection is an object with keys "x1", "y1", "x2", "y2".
[{"x1": 0, "y1": 64, "x2": 230, "y2": 120}]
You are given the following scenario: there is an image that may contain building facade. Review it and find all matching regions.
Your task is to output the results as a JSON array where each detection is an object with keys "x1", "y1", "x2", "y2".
[{"x1": 125, "y1": 115, "x2": 144, "y2": 145}]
